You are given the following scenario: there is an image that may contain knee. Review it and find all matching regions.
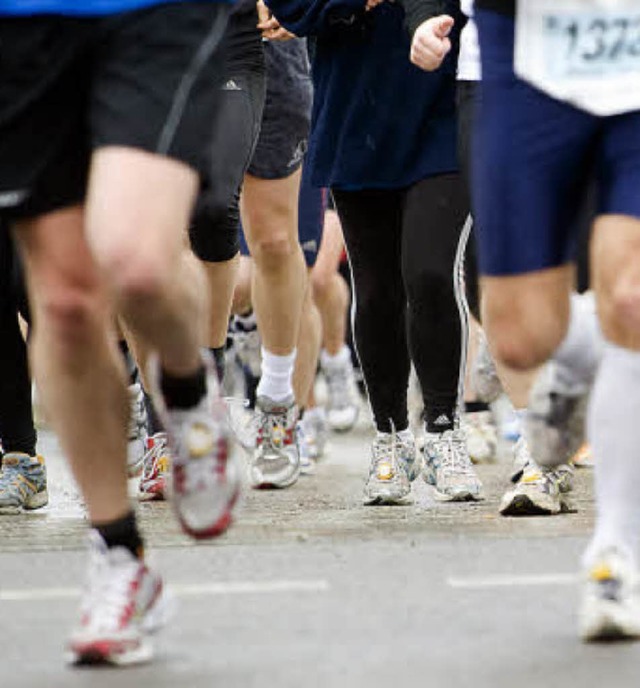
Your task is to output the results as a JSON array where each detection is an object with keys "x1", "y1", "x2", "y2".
[
  {"x1": 99, "y1": 246, "x2": 170, "y2": 303},
  {"x1": 604, "y1": 280, "x2": 640, "y2": 335},
  {"x1": 38, "y1": 284, "x2": 102, "y2": 347},
  {"x1": 250, "y1": 231, "x2": 299, "y2": 270}
]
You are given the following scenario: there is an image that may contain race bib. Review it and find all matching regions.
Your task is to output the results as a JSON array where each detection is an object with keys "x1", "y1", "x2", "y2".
[{"x1": 515, "y1": 0, "x2": 640, "y2": 116}]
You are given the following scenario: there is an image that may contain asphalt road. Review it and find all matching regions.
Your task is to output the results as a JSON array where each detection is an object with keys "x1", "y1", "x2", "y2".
[{"x1": 2, "y1": 414, "x2": 638, "y2": 688}]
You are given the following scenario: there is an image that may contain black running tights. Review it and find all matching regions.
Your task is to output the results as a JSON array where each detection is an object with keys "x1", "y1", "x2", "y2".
[
  {"x1": 0, "y1": 228, "x2": 36, "y2": 457},
  {"x1": 332, "y1": 174, "x2": 470, "y2": 434}
]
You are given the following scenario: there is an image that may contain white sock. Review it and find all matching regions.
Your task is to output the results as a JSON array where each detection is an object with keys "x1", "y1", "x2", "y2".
[
  {"x1": 304, "y1": 407, "x2": 326, "y2": 422},
  {"x1": 553, "y1": 292, "x2": 603, "y2": 390},
  {"x1": 321, "y1": 345, "x2": 351, "y2": 369},
  {"x1": 584, "y1": 342, "x2": 640, "y2": 566},
  {"x1": 256, "y1": 348, "x2": 296, "y2": 402}
]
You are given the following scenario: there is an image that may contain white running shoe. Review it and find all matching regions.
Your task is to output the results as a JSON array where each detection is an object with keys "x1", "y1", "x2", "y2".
[
  {"x1": 363, "y1": 430, "x2": 420, "y2": 505},
  {"x1": 526, "y1": 362, "x2": 589, "y2": 468},
  {"x1": 301, "y1": 408, "x2": 329, "y2": 461},
  {"x1": 463, "y1": 410, "x2": 498, "y2": 464},
  {"x1": 471, "y1": 329, "x2": 504, "y2": 404},
  {"x1": 148, "y1": 352, "x2": 241, "y2": 539},
  {"x1": 250, "y1": 395, "x2": 300, "y2": 489},
  {"x1": 423, "y1": 429, "x2": 483, "y2": 502},
  {"x1": 67, "y1": 531, "x2": 169, "y2": 666},
  {"x1": 580, "y1": 548, "x2": 640, "y2": 642},
  {"x1": 138, "y1": 433, "x2": 171, "y2": 502},
  {"x1": 321, "y1": 349, "x2": 360, "y2": 433},
  {"x1": 296, "y1": 422, "x2": 316, "y2": 476},
  {"x1": 127, "y1": 382, "x2": 148, "y2": 478},
  {"x1": 499, "y1": 463, "x2": 574, "y2": 516}
]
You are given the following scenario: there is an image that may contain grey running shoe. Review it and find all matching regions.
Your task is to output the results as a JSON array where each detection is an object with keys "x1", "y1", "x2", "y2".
[
  {"x1": 471, "y1": 329, "x2": 503, "y2": 404},
  {"x1": 321, "y1": 351, "x2": 360, "y2": 433},
  {"x1": 526, "y1": 362, "x2": 589, "y2": 468},
  {"x1": 363, "y1": 431, "x2": 419, "y2": 505},
  {"x1": 148, "y1": 352, "x2": 241, "y2": 540},
  {"x1": 250, "y1": 395, "x2": 300, "y2": 489},
  {"x1": 463, "y1": 410, "x2": 498, "y2": 464},
  {"x1": 500, "y1": 463, "x2": 575, "y2": 516},
  {"x1": 580, "y1": 548, "x2": 640, "y2": 642},
  {"x1": 231, "y1": 314, "x2": 262, "y2": 378},
  {"x1": 0, "y1": 453, "x2": 48, "y2": 514},
  {"x1": 301, "y1": 408, "x2": 329, "y2": 461},
  {"x1": 423, "y1": 429, "x2": 483, "y2": 501},
  {"x1": 127, "y1": 382, "x2": 148, "y2": 478}
]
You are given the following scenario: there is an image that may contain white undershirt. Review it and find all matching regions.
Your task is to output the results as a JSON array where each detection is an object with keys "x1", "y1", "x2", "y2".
[{"x1": 458, "y1": 0, "x2": 481, "y2": 82}]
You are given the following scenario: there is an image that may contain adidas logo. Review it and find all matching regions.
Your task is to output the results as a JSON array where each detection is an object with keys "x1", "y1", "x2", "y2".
[
  {"x1": 433, "y1": 414, "x2": 452, "y2": 427},
  {"x1": 301, "y1": 239, "x2": 318, "y2": 252},
  {"x1": 222, "y1": 79, "x2": 242, "y2": 92}
]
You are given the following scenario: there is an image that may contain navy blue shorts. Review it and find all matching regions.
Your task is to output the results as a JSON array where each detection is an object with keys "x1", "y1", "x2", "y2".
[
  {"x1": 473, "y1": 10, "x2": 640, "y2": 276},
  {"x1": 239, "y1": 165, "x2": 327, "y2": 267}
]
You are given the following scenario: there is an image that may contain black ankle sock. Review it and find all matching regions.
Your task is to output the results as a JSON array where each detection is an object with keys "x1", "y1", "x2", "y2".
[
  {"x1": 465, "y1": 400, "x2": 490, "y2": 414},
  {"x1": 93, "y1": 511, "x2": 144, "y2": 558},
  {"x1": 425, "y1": 406, "x2": 456, "y2": 434},
  {"x1": 210, "y1": 347, "x2": 226, "y2": 383},
  {"x1": 161, "y1": 366, "x2": 207, "y2": 409}
]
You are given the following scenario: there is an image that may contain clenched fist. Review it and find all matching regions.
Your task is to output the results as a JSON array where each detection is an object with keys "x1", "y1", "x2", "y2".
[{"x1": 410, "y1": 15, "x2": 454, "y2": 72}]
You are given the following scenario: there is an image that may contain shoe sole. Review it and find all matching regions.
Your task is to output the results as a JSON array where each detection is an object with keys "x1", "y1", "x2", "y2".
[
  {"x1": 0, "y1": 490, "x2": 49, "y2": 514},
  {"x1": 581, "y1": 604, "x2": 640, "y2": 643},
  {"x1": 433, "y1": 490, "x2": 483, "y2": 503},
  {"x1": 499, "y1": 493, "x2": 559, "y2": 516}
]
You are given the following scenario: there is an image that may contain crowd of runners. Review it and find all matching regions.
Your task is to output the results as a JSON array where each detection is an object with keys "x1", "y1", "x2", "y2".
[{"x1": 0, "y1": 0, "x2": 639, "y2": 668}]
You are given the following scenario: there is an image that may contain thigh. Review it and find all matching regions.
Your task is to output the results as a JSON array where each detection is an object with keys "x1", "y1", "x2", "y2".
[
  {"x1": 474, "y1": 9, "x2": 598, "y2": 277},
  {"x1": 331, "y1": 189, "x2": 403, "y2": 287},
  {"x1": 191, "y1": 69, "x2": 266, "y2": 263}
]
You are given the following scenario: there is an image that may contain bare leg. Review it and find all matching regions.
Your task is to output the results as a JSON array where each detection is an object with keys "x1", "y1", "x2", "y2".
[{"x1": 14, "y1": 207, "x2": 129, "y2": 523}]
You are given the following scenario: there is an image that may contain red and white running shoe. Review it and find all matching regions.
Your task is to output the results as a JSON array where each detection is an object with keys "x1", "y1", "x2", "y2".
[
  {"x1": 138, "y1": 433, "x2": 171, "y2": 502},
  {"x1": 147, "y1": 351, "x2": 241, "y2": 539},
  {"x1": 67, "y1": 531, "x2": 169, "y2": 666}
]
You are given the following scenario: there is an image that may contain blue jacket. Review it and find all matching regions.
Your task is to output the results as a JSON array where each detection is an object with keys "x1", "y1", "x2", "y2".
[
  {"x1": 0, "y1": 0, "x2": 230, "y2": 15},
  {"x1": 267, "y1": 0, "x2": 463, "y2": 190}
]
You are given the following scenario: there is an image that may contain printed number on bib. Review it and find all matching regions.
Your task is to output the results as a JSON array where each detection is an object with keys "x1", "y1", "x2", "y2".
[{"x1": 515, "y1": 0, "x2": 640, "y2": 116}]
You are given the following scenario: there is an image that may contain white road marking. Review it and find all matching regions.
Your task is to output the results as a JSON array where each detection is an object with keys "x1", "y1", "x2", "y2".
[
  {"x1": 447, "y1": 573, "x2": 578, "y2": 589},
  {"x1": 0, "y1": 579, "x2": 330, "y2": 602}
]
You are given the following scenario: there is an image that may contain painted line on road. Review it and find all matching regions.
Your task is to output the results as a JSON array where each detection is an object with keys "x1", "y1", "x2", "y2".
[
  {"x1": 447, "y1": 573, "x2": 577, "y2": 589},
  {"x1": 0, "y1": 579, "x2": 330, "y2": 602}
]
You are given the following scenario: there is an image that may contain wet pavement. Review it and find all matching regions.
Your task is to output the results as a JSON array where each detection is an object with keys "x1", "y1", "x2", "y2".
[{"x1": 2, "y1": 415, "x2": 638, "y2": 688}]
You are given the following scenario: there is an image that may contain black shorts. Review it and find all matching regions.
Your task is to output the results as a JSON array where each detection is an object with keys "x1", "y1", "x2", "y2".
[
  {"x1": 247, "y1": 39, "x2": 313, "y2": 180},
  {"x1": 0, "y1": 3, "x2": 229, "y2": 220}
]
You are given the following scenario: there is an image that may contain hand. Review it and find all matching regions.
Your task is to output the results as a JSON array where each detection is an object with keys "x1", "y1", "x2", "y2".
[
  {"x1": 256, "y1": 0, "x2": 296, "y2": 40},
  {"x1": 365, "y1": 0, "x2": 385, "y2": 11},
  {"x1": 410, "y1": 15, "x2": 454, "y2": 71}
]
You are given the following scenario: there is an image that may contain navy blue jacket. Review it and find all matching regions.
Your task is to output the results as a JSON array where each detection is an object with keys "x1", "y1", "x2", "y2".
[{"x1": 267, "y1": 0, "x2": 463, "y2": 190}]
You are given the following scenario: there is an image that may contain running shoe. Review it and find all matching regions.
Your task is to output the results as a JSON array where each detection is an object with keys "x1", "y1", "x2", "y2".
[
  {"x1": 127, "y1": 382, "x2": 148, "y2": 478},
  {"x1": 138, "y1": 433, "x2": 171, "y2": 502},
  {"x1": 296, "y1": 422, "x2": 316, "y2": 476},
  {"x1": 321, "y1": 350, "x2": 360, "y2": 433},
  {"x1": 471, "y1": 329, "x2": 503, "y2": 404},
  {"x1": 526, "y1": 362, "x2": 589, "y2": 468},
  {"x1": 363, "y1": 431, "x2": 419, "y2": 505},
  {"x1": 572, "y1": 443, "x2": 594, "y2": 469},
  {"x1": 510, "y1": 436, "x2": 535, "y2": 483},
  {"x1": 580, "y1": 547, "x2": 640, "y2": 642},
  {"x1": 463, "y1": 410, "x2": 498, "y2": 464},
  {"x1": 0, "y1": 453, "x2": 48, "y2": 514},
  {"x1": 67, "y1": 531, "x2": 168, "y2": 666},
  {"x1": 230, "y1": 313, "x2": 262, "y2": 378},
  {"x1": 423, "y1": 429, "x2": 483, "y2": 502},
  {"x1": 300, "y1": 408, "x2": 329, "y2": 461},
  {"x1": 499, "y1": 463, "x2": 574, "y2": 516},
  {"x1": 147, "y1": 352, "x2": 241, "y2": 539},
  {"x1": 250, "y1": 395, "x2": 300, "y2": 489}
]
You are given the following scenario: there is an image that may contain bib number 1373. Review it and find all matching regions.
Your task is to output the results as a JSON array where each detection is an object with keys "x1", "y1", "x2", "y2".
[{"x1": 515, "y1": 0, "x2": 640, "y2": 116}]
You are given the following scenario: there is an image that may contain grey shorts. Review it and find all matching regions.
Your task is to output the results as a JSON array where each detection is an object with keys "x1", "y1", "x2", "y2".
[{"x1": 247, "y1": 38, "x2": 313, "y2": 180}]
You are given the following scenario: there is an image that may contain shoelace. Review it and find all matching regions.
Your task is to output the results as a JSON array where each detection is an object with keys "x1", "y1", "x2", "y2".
[
  {"x1": 84, "y1": 555, "x2": 141, "y2": 631},
  {"x1": 258, "y1": 407, "x2": 292, "y2": 451},
  {"x1": 142, "y1": 434, "x2": 169, "y2": 481},
  {"x1": 128, "y1": 393, "x2": 146, "y2": 441},
  {"x1": 438, "y1": 432, "x2": 473, "y2": 474}
]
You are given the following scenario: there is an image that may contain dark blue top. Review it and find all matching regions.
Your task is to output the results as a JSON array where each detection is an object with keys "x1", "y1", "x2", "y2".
[{"x1": 267, "y1": 0, "x2": 463, "y2": 190}]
